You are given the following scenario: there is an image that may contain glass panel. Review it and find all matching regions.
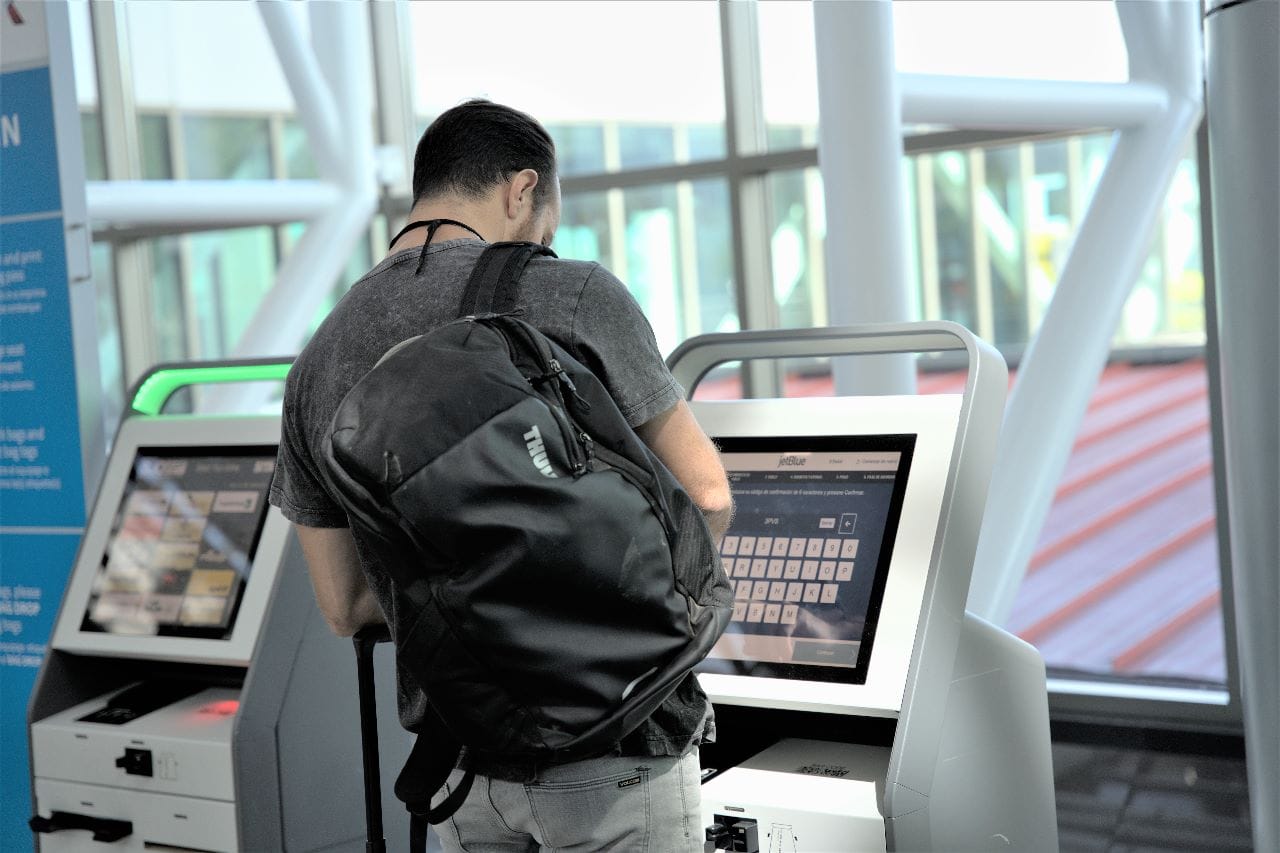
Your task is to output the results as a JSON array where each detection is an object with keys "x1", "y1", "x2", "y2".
[
  {"x1": 768, "y1": 168, "x2": 826, "y2": 330},
  {"x1": 282, "y1": 119, "x2": 318, "y2": 180},
  {"x1": 181, "y1": 116, "x2": 271, "y2": 180},
  {"x1": 147, "y1": 237, "x2": 189, "y2": 363},
  {"x1": 931, "y1": 151, "x2": 978, "y2": 331},
  {"x1": 556, "y1": 179, "x2": 735, "y2": 355},
  {"x1": 185, "y1": 228, "x2": 278, "y2": 359},
  {"x1": 1010, "y1": 360, "x2": 1223, "y2": 685},
  {"x1": 277, "y1": 222, "x2": 378, "y2": 342},
  {"x1": 91, "y1": 243, "x2": 125, "y2": 436},
  {"x1": 982, "y1": 145, "x2": 1030, "y2": 344},
  {"x1": 69, "y1": 0, "x2": 98, "y2": 107},
  {"x1": 758, "y1": 1, "x2": 819, "y2": 153},
  {"x1": 1119, "y1": 154, "x2": 1206, "y2": 348},
  {"x1": 125, "y1": 1, "x2": 295, "y2": 115},
  {"x1": 139, "y1": 114, "x2": 173, "y2": 180},
  {"x1": 893, "y1": 1, "x2": 1127, "y2": 82},
  {"x1": 81, "y1": 111, "x2": 106, "y2": 182},
  {"x1": 409, "y1": 1, "x2": 725, "y2": 176}
]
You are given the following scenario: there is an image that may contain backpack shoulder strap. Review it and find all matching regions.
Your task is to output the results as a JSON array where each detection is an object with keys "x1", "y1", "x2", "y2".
[
  {"x1": 394, "y1": 709, "x2": 475, "y2": 846},
  {"x1": 459, "y1": 241, "x2": 557, "y2": 318}
]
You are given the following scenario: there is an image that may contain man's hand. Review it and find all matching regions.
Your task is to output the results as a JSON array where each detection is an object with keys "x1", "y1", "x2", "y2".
[
  {"x1": 635, "y1": 400, "x2": 734, "y2": 540},
  {"x1": 294, "y1": 525, "x2": 384, "y2": 637}
]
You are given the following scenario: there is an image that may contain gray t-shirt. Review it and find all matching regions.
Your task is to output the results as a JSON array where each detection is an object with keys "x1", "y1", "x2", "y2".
[{"x1": 269, "y1": 239, "x2": 710, "y2": 778}]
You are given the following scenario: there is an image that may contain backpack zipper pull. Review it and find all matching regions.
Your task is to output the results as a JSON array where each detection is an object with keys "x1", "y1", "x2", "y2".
[{"x1": 549, "y1": 359, "x2": 592, "y2": 412}]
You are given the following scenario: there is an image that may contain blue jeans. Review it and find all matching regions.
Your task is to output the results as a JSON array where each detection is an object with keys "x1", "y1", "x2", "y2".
[{"x1": 434, "y1": 749, "x2": 703, "y2": 853}]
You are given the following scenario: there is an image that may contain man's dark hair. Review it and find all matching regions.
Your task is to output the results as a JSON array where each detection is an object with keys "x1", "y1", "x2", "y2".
[{"x1": 412, "y1": 99, "x2": 557, "y2": 208}]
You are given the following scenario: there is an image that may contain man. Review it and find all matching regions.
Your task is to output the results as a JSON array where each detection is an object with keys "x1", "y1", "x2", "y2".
[{"x1": 269, "y1": 99, "x2": 732, "y2": 852}]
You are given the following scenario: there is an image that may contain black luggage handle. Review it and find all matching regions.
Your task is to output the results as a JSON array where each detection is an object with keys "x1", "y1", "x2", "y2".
[
  {"x1": 354, "y1": 625, "x2": 393, "y2": 853},
  {"x1": 29, "y1": 811, "x2": 132, "y2": 843}
]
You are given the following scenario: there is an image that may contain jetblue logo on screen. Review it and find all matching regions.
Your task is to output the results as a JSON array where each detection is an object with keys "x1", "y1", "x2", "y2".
[
  {"x1": 523, "y1": 425, "x2": 557, "y2": 478},
  {"x1": 778, "y1": 455, "x2": 806, "y2": 468}
]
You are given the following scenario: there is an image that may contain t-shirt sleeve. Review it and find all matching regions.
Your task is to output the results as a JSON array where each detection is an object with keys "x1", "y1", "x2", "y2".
[
  {"x1": 268, "y1": 372, "x2": 349, "y2": 528},
  {"x1": 570, "y1": 264, "x2": 685, "y2": 428}
]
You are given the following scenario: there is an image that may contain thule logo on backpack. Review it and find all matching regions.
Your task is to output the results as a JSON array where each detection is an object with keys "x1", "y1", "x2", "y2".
[{"x1": 524, "y1": 425, "x2": 557, "y2": 478}]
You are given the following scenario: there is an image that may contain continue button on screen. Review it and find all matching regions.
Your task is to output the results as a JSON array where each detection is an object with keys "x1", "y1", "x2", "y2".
[{"x1": 792, "y1": 641, "x2": 859, "y2": 666}]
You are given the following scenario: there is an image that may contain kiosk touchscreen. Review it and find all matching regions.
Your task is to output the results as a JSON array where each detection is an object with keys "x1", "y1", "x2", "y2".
[
  {"x1": 80, "y1": 446, "x2": 275, "y2": 641},
  {"x1": 28, "y1": 412, "x2": 408, "y2": 852},
  {"x1": 704, "y1": 436, "x2": 915, "y2": 686}
]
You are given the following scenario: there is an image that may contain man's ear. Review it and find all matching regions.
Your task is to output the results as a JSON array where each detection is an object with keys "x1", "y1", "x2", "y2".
[{"x1": 505, "y1": 169, "x2": 540, "y2": 219}]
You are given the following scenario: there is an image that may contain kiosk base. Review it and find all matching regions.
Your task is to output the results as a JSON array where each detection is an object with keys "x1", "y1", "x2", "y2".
[{"x1": 702, "y1": 739, "x2": 890, "y2": 852}]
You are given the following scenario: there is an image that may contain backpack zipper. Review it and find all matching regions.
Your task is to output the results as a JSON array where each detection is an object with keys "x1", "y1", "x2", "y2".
[
  {"x1": 589, "y1": 442, "x2": 675, "y2": 545},
  {"x1": 490, "y1": 319, "x2": 589, "y2": 476}
]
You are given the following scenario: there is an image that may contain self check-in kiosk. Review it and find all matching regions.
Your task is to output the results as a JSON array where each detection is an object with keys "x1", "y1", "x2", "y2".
[
  {"x1": 26, "y1": 363, "x2": 408, "y2": 852},
  {"x1": 669, "y1": 324, "x2": 1058, "y2": 852}
]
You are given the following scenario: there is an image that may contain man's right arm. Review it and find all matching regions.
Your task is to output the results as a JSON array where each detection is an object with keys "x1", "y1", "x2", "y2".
[{"x1": 635, "y1": 400, "x2": 733, "y2": 541}]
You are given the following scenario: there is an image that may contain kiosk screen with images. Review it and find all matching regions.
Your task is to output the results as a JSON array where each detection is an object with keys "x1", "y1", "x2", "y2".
[
  {"x1": 80, "y1": 446, "x2": 277, "y2": 640},
  {"x1": 699, "y1": 435, "x2": 916, "y2": 684}
]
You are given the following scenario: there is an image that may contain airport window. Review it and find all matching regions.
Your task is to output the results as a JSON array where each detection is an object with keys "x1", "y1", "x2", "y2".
[
  {"x1": 80, "y1": 110, "x2": 107, "y2": 182},
  {"x1": 91, "y1": 243, "x2": 125, "y2": 432},
  {"x1": 187, "y1": 227, "x2": 278, "y2": 359},
  {"x1": 281, "y1": 119, "x2": 318, "y2": 180},
  {"x1": 180, "y1": 116, "x2": 272, "y2": 181},
  {"x1": 756, "y1": 1, "x2": 819, "y2": 153},
  {"x1": 544, "y1": 124, "x2": 607, "y2": 178},
  {"x1": 981, "y1": 144, "x2": 1031, "y2": 345},
  {"x1": 145, "y1": 236, "x2": 190, "y2": 364},
  {"x1": 408, "y1": 0, "x2": 726, "y2": 174},
  {"x1": 139, "y1": 114, "x2": 173, "y2": 180},
  {"x1": 767, "y1": 168, "x2": 827, "y2": 330},
  {"x1": 557, "y1": 179, "x2": 737, "y2": 353}
]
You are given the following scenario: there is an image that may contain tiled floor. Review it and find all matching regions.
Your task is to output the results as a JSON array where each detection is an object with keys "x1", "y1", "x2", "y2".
[{"x1": 1053, "y1": 738, "x2": 1252, "y2": 852}]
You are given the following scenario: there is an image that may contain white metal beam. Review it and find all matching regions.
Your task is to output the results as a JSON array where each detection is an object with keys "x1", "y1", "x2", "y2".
[
  {"x1": 901, "y1": 75, "x2": 1169, "y2": 131},
  {"x1": 86, "y1": 180, "x2": 343, "y2": 227},
  {"x1": 257, "y1": 0, "x2": 346, "y2": 183},
  {"x1": 814, "y1": 0, "x2": 916, "y2": 396},
  {"x1": 966, "y1": 0, "x2": 1204, "y2": 626}
]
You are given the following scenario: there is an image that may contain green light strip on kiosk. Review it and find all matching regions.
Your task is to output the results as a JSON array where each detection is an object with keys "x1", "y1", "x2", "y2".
[{"x1": 131, "y1": 363, "x2": 292, "y2": 416}]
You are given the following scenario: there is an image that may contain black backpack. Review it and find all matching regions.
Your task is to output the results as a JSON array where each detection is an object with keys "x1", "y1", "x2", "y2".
[{"x1": 322, "y1": 241, "x2": 732, "y2": 834}]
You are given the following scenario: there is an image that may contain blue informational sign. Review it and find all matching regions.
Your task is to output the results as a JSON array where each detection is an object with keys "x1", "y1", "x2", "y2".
[
  {"x1": 0, "y1": 533, "x2": 82, "y2": 847},
  {"x1": 1, "y1": 3, "x2": 95, "y2": 849},
  {"x1": 1, "y1": 216, "x2": 86, "y2": 527},
  {"x1": 0, "y1": 66, "x2": 63, "y2": 218}
]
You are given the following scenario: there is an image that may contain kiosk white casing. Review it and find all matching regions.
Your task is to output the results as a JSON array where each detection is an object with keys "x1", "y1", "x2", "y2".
[{"x1": 670, "y1": 324, "x2": 1058, "y2": 852}]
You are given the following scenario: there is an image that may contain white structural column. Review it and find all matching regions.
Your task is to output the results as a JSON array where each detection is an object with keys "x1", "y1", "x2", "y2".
[
  {"x1": 813, "y1": 0, "x2": 916, "y2": 396},
  {"x1": 1204, "y1": 1, "x2": 1280, "y2": 849},
  {"x1": 967, "y1": 2, "x2": 1204, "y2": 625}
]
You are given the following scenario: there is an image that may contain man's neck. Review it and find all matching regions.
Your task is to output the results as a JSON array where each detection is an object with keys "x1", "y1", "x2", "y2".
[{"x1": 388, "y1": 200, "x2": 502, "y2": 257}]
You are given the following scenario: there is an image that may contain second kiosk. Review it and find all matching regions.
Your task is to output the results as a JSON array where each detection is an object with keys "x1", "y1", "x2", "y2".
[{"x1": 669, "y1": 323, "x2": 1058, "y2": 852}]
